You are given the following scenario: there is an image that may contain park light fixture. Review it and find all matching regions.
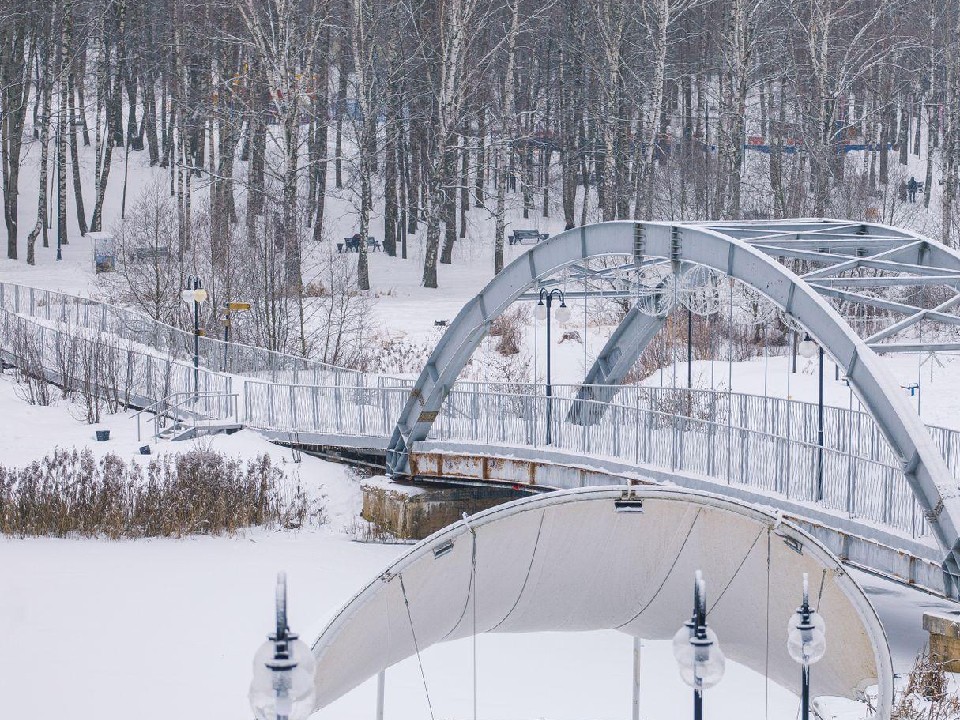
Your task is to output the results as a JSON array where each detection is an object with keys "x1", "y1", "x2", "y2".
[
  {"x1": 534, "y1": 298, "x2": 547, "y2": 321},
  {"x1": 788, "y1": 573, "x2": 827, "y2": 720},
  {"x1": 249, "y1": 572, "x2": 317, "y2": 720},
  {"x1": 180, "y1": 288, "x2": 208, "y2": 304},
  {"x1": 673, "y1": 570, "x2": 725, "y2": 720},
  {"x1": 182, "y1": 276, "x2": 207, "y2": 402},
  {"x1": 798, "y1": 334, "x2": 818, "y2": 359},
  {"x1": 535, "y1": 287, "x2": 568, "y2": 445}
]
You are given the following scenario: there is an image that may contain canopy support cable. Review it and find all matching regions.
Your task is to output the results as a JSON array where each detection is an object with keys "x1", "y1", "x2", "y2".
[
  {"x1": 615, "y1": 509, "x2": 702, "y2": 629},
  {"x1": 399, "y1": 574, "x2": 436, "y2": 720}
]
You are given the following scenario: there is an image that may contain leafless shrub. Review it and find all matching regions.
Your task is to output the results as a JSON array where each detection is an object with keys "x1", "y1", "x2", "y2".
[
  {"x1": 97, "y1": 178, "x2": 183, "y2": 326},
  {"x1": 0, "y1": 447, "x2": 323, "y2": 538},
  {"x1": 308, "y1": 252, "x2": 375, "y2": 368},
  {"x1": 892, "y1": 649, "x2": 960, "y2": 719},
  {"x1": 346, "y1": 516, "x2": 397, "y2": 543},
  {"x1": 9, "y1": 319, "x2": 53, "y2": 406},
  {"x1": 69, "y1": 332, "x2": 130, "y2": 423},
  {"x1": 364, "y1": 333, "x2": 433, "y2": 374},
  {"x1": 52, "y1": 326, "x2": 80, "y2": 398},
  {"x1": 489, "y1": 305, "x2": 530, "y2": 356}
]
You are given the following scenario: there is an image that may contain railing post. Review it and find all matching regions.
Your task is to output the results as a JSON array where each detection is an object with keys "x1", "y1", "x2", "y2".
[
  {"x1": 848, "y1": 457, "x2": 858, "y2": 517},
  {"x1": 289, "y1": 385, "x2": 297, "y2": 429},
  {"x1": 268, "y1": 383, "x2": 276, "y2": 428},
  {"x1": 380, "y1": 388, "x2": 389, "y2": 436},
  {"x1": 634, "y1": 404, "x2": 641, "y2": 465},
  {"x1": 882, "y1": 467, "x2": 892, "y2": 526},
  {"x1": 472, "y1": 385, "x2": 479, "y2": 439},
  {"x1": 334, "y1": 383, "x2": 343, "y2": 430},
  {"x1": 359, "y1": 391, "x2": 366, "y2": 435},
  {"x1": 29, "y1": 287, "x2": 35, "y2": 317},
  {"x1": 613, "y1": 404, "x2": 620, "y2": 457}
]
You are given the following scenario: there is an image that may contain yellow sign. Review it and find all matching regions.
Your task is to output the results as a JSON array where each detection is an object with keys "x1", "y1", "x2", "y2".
[{"x1": 227, "y1": 302, "x2": 252, "y2": 311}]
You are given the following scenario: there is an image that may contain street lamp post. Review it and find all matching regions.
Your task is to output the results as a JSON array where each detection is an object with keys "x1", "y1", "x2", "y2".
[
  {"x1": 787, "y1": 573, "x2": 827, "y2": 719},
  {"x1": 534, "y1": 288, "x2": 570, "y2": 445},
  {"x1": 798, "y1": 334, "x2": 824, "y2": 500},
  {"x1": 673, "y1": 570, "x2": 725, "y2": 720},
  {"x1": 180, "y1": 277, "x2": 208, "y2": 403},
  {"x1": 249, "y1": 572, "x2": 316, "y2": 720}
]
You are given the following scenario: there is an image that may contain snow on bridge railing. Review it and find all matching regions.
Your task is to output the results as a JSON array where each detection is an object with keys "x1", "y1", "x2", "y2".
[{"x1": 0, "y1": 281, "x2": 951, "y2": 541}]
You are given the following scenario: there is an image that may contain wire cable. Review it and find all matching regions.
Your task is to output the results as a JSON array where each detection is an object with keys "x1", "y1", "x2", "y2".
[
  {"x1": 708, "y1": 527, "x2": 765, "y2": 613},
  {"x1": 442, "y1": 521, "x2": 479, "y2": 640},
  {"x1": 615, "y1": 508, "x2": 702, "y2": 629},
  {"x1": 399, "y1": 573, "x2": 436, "y2": 720},
  {"x1": 488, "y1": 511, "x2": 546, "y2": 631}
]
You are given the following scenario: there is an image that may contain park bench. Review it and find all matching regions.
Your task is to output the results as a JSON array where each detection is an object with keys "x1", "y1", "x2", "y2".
[
  {"x1": 338, "y1": 236, "x2": 382, "y2": 253},
  {"x1": 508, "y1": 229, "x2": 549, "y2": 245}
]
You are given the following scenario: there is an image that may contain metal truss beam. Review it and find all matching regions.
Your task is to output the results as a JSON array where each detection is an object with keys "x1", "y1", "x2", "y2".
[{"x1": 567, "y1": 305, "x2": 667, "y2": 425}]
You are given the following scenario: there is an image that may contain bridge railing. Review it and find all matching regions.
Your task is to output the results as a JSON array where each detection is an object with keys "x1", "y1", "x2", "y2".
[
  {"x1": 243, "y1": 381, "x2": 410, "y2": 438},
  {"x1": 0, "y1": 282, "x2": 367, "y2": 386},
  {"x1": 0, "y1": 307, "x2": 232, "y2": 413},
  {"x1": 0, "y1": 281, "x2": 944, "y2": 541},
  {"x1": 436, "y1": 389, "x2": 925, "y2": 538},
  {"x1": 241, "y1": 379, "x2": 927, "y2": 539}
]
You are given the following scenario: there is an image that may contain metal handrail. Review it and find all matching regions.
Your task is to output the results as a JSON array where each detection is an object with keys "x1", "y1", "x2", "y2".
[
  {"x1": 0, "y1": 281, "x2": 368, "y2": 383},
  {"x1": 132, "y1": 391, "x2": 239, "y2": 442}
]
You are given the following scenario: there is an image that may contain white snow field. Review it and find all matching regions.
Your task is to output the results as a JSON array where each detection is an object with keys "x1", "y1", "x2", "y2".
[{"x1": 0, "y1": 359, "x2": 953, "y2": 720}]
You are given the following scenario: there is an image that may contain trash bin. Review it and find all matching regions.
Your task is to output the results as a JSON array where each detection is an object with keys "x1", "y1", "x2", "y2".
[
  {"x1": 139, "y1": 445, "x2": 151, "y2": 455},
  {"x1": 95, "y1": 429, "x2": 110, "y2": 442}
]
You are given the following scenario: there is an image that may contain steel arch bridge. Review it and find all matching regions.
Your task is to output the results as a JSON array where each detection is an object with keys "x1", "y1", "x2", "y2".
[{"x1": 386, "y1": 219, "x2": 960, "y2": 593}]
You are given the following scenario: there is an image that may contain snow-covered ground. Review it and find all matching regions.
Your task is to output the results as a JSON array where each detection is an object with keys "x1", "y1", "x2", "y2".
[{"x1": 0, "y1": 365, "x2": 951, "y2": 720}]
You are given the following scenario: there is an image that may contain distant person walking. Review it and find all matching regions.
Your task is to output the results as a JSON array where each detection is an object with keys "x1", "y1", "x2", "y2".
[{"x1": 908, "y1": 176, "x2": 919, "y2": 203}]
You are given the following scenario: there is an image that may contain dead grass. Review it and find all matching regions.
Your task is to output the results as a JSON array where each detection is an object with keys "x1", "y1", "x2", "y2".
[
  {"x1": 892, "y1": 649, "x2": 960, "y2": 719},
  {"x1": 0, "y1": 447, "x2": 321, "y2": 538}
]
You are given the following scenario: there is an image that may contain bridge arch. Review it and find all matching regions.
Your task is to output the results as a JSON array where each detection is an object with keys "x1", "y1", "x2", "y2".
[{"x1": 387, "y1": 220, "x2": 960, "y2": 590}]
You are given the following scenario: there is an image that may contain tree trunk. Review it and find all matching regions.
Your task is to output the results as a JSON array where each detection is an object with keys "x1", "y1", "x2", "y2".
[
  {"x1": 68, "y1": 70, "x2": 87, "y2": 235},
  {"x1": 494, "y1": 0, "x2": 520, "y2": 275}
]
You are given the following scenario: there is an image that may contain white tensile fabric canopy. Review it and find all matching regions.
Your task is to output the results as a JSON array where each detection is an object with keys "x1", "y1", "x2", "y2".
[{"x1": 311, "y1": 486, "x2": 893, "y2": 716}]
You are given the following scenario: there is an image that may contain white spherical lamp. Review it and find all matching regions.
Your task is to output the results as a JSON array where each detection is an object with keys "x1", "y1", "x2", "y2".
[
  {"x1": 676, "y1": 626, "x2": 725, "y2": 690},
  {"x1": 798, "y1": 334, "x2": 818, "y2": 359}
]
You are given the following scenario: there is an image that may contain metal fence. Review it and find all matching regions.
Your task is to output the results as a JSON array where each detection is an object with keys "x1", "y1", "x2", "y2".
[
  {"x1": 0, "y1": 282, "x2": 367, "y2": 386},
  {"x1": 0, "y1": 307, "x2": 231, "y2": 413},
  {"x1": 242, "y1": 378, "x2": 930, "y2": 538}
]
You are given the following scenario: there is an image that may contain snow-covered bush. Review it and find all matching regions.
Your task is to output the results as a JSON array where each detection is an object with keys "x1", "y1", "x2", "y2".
[{"x1": 488, "y1": 305, "x2": 530, "y2": 356}]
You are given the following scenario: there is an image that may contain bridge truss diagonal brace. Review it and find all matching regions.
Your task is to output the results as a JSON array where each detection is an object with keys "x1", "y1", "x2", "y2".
[
  {"x1": 387, "y1": 220, "x2": 960, "y2": 597},
  {"x1": 568, "y1": 307, "x2": 666, "y2": 425}
]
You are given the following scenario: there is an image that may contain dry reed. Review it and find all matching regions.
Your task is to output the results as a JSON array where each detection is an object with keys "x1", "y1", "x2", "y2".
[{"x1": 0, "y1": 447, "x2": 317, "y2": 538}]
